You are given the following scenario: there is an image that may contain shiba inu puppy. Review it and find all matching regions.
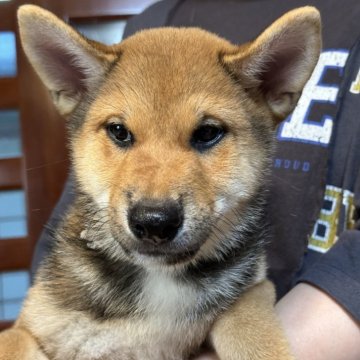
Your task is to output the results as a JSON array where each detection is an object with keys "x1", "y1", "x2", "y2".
[{"x1": 0, "y1": 5, "x2": 321, "y2": 360}]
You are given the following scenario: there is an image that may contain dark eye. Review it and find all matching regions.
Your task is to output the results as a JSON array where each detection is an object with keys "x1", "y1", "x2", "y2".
[
  {"x1": 191, "y1": 124, "x2": 225, "y2": 151},
  {"x1": 107, "y1": 123, "x2": 133, "y2": 148}
]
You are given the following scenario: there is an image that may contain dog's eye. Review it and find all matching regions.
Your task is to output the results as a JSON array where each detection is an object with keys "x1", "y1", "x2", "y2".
[
  {"x1": 191, "y1": 125, "x2": 225, "y2": 151},
  {"x1": 107, "y1": 123, "x2": 133, "y2": 148}
]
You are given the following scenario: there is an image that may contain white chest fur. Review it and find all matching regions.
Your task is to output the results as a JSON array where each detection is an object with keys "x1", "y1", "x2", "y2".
[
  {"x1": 25, "y1": 271, "x2": 210, "y2": 360},
  {"x1": 142, "y1": 269, "x2": 198, "y2": 319}
]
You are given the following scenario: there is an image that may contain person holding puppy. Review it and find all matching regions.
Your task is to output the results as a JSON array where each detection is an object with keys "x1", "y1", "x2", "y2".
[{"x1": 30, "y1": 0, "x2": 360, "y2": 359}]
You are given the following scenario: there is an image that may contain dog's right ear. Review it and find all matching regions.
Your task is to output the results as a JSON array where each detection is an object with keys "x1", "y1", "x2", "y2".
[
  {"x1": 17, "y1": 5, "x2": 117, "y2": 117},
  {"x1": 221, "y1": 6, "x2": 321, "y2": 122}
]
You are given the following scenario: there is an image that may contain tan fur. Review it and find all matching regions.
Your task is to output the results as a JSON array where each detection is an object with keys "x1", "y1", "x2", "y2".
[
  {"x1": 211, "y1": 281, "x2": 294, "y2": 360},
  {"x1": 0, "y1": 326, "x2": 47, "y2": 360},
  {"x1": 14, "y1": 282, "x2": 209, "y2": 360},
  {"x1": 0, "y1": 5, "x2": 321, "y2": 359},
  {"x1": 72, "y1": 28, "x2": 269, "y2": 227},
  {"x1": 0, "y1": 281, "x2": 287, "y2": 360}
]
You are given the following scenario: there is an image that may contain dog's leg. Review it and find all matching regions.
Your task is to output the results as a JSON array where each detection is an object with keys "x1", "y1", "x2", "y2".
[
  {"x1": 0, "y1": 326, "x2": 48, "y2": 360},
  {"x1": 210, "y1": 280, "x2": 294, "y2": 360}
]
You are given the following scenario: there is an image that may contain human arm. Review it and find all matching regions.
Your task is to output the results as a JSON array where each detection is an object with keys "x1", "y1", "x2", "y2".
[
  {"x1": 276, "y1": 229, "x2": 360, "y2": 360},
  {"x1": 275, "y1": 282, "x2": 360, "y2": 360}
]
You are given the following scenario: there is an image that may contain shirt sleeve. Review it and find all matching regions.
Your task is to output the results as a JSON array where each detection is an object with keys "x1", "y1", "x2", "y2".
[{"x1": 296, "y1": 230, "x2": 360, "y2": 322}]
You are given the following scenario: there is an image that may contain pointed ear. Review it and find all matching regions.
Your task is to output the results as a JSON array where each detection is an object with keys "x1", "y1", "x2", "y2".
[
  {"x1": 221, "y1": 6, "x2": 321, "y2": 120},
  {"x1": 17, "y1": 5, "x2": 117, "y2": 117}
]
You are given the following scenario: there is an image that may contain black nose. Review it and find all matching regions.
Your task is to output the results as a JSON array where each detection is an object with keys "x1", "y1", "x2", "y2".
[{"x1": 128, "y1": 200, "x2": 183, "y2": 245}]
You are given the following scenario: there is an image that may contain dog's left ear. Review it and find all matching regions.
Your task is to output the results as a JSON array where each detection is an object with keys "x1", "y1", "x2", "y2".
[
  {"x1": 222, "y1": 6, "x2": 321, "y2": 121},
  {"x1": 17, "y1": 5, "x2": 117, "y2": 117}
]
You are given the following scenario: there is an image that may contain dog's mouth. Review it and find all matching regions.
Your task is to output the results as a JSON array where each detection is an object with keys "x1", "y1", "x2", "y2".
[{"x1": 135, "y1": 243, "x2": 200, "y2": 265}]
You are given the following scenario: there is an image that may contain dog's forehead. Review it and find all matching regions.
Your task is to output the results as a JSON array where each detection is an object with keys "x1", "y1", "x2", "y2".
[
  {"x1": 111, "y1": 28, "x2": 236, "y2": 92},
  {"x1": 91, "y1": 28, "x2": 241, "y2": 127},
  {"x1": 120, "y1": 27, "x2": 235, "y2": 61}
]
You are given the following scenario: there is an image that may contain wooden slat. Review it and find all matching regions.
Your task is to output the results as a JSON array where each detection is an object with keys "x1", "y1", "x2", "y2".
[
  {"x1": 0, "y1": 2, "x2": 16, "y2": 30},
  {"x1": 0, "y1": 78, "x2": 18, "y2": 109},
  {"x1": 0, "y1": 158, "x2": 22, "y2": 190},
  {"x1": 0, "y1": 237, "x2": 31, "y2": 271},
  {"x1": 0, "y1": 321, "x2": 13, "y2": 332}
]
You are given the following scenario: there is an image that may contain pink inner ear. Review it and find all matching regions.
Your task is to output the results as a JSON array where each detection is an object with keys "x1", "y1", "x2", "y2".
[
  {"x1": 258, "y1": 38, "x2": 306, "y2": 96},
  {"x1": 37, "y1": 41, "x2": 89, "y2": 94}
]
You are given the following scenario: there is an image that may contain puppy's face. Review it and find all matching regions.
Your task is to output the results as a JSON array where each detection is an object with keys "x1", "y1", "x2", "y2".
[
  {"x1": 74, "y1": 29, "x2": 274, "y2": 265},
  {"x1": 18, "y1": 6, "x2": 321, "y2": 266}
]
